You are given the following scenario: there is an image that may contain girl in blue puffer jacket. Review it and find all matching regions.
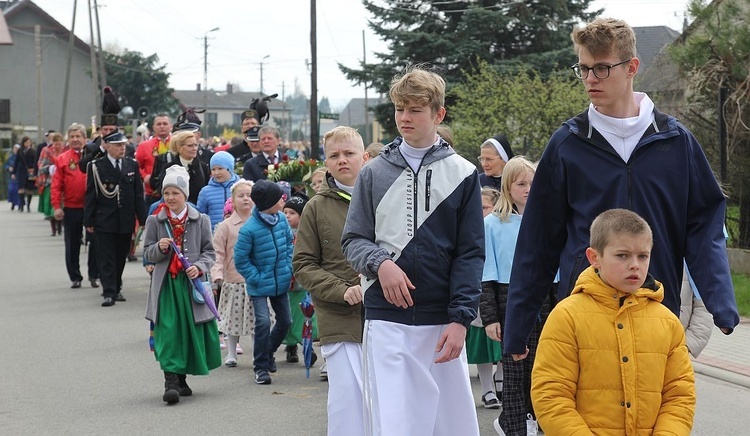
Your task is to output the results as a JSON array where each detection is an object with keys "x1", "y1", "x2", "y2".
[{"x1": 197, "y1": 151, "x2": 242, "y2": 230}]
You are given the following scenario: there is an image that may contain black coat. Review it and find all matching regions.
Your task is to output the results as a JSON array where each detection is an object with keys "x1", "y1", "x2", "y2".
[
  {"x1": 13, "y1": 146, "x2": 36, "y2": 190},
  {"x1": 150, "y1": 152, "x2": 209, "y2": 205},
  {"x1": 84, "y1": 156, "x2": 147, "y2": 234}
]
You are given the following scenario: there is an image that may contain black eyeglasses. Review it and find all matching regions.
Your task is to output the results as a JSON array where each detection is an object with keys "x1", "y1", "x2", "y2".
[{"x1": 571, "y1": 59, "x2": 631, "y2": 80}]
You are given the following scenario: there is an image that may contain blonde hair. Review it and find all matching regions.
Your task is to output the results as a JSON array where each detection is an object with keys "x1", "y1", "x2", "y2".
[
  {"x1": 493, "y1": 156, "x2": 536, "y2": 221},
  {"x1": 389, "y1": 65, "x2": 445, "y2": 114},
  {"x1": 481, "y1": 187, "x2": 502, "y2": 207},
  {"x1": 437, "y1": 125, "x2": 454, "y2": 146},
  {"x1": 230, "y1": 179, "x2": 254, "y2": 200},
  {"x1": 590, "y1": 209, "x2": 652, "y2": 253},
  {"x1": 571, "y1": 17, "x2": 636, "y2": 60},
  {"x1": 312, "y1": 167, "x2": 327, "y2": 179},
  {"x1": 323, "y1": 126, "x2": 364, "y2": 151},
  {"x1": 170, "y1": 130, "x2": 196, "y2": 154}
]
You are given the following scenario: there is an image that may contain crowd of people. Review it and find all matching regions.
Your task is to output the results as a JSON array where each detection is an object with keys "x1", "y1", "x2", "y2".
[{"x1": 3, "y1": 17, "x2": 742, "y2": 436}]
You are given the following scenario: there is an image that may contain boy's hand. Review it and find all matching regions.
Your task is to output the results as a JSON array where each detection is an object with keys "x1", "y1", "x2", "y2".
[
  {"x1": 485, "y1": 322, "x2": 502, "y2": 342},
  {"x1": 343, "y1": 285, "x2": 363, "y2": 305},
  {"x1": 377, "y1": 260, "x2": 415, "y2": 308},
  {"x1": 512, "y1": 348, "x2": 530, "y2": 361},
  {"x1": 434, "y1": 323, "x2": 466, "y2": 363}
]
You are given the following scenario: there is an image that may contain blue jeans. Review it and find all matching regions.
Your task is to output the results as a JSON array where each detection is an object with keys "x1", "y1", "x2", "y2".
[{"x1": 251, "y1": 293, "x2": 292, "y2": 373}]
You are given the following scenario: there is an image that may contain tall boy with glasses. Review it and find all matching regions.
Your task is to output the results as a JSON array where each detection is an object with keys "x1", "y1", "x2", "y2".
[{"x1": 502, "y1": 17, "x2": 739, "y2": 385}]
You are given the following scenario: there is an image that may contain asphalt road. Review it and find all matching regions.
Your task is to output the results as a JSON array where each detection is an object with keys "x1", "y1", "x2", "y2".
[{"x1": 1, "y1": 206, "x2": 748, "y2": 435}]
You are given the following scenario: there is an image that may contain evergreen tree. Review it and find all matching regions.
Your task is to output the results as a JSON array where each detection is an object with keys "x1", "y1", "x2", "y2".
[
  {"x1": 340, "y1": 0, "x2": 598, "y2": 136},
  {"x1": 103, "y1": 50, "x2": 180, "y2": 118}
]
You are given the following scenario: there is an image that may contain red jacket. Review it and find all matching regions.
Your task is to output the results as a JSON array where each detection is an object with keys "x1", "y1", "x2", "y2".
[
  {"x1": 51, "y1": 148, "x2": 86, "y2": 209},
  {"x1": 135, "y1": 135, "x2": 170, "y2": 197}
]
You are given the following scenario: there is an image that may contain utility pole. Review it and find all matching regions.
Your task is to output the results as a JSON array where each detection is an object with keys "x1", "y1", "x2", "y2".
[
  {"x1": 203, "y1": 27, "x2": 219, "y2": 138},
  {"x1": 310, "y1": 0, "x2": 319, "y2": 159},
  {"x1": 259, "y1": 54, "x2": 269, "y2": 94},
  {"x1": 35, "y1": 25, "x2": 43, "y2": 143},
  {"x1": 362, "y1": 29, "x2": 369, "y2": 144},
  {"x1": 60, "y1": 0, "x2": 77, "y2": 132},
  {"x1": 93, "y1": 0, "x2": 106, "y2": 86},
  {"x1": 88, "y1": 0, "x2": 100, "y2": 126}
]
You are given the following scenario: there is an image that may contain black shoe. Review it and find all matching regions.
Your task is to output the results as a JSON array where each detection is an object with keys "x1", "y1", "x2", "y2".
[
  {"x1": 127, "y1": 254, "x2": 137, "y2": 262},
  {"x1": 311, "y1": 350, "x2": 318, "y2": 366},
  {"x1": 71, "y1": 281, "x2": 82, "y2": 289},
  {"x1": 114, "y1": 292, "x2": 126, "y2": 302},
  {"x1": 89, "y1": 278, "x2": 99, "y2": 288},
  {"x1": 254, "y1": 370, "x2": 272, "y2": 385},
  {"x1": 163, "y1": 372, "x2": 180, "y2": 404},
  {"x1": 286, "y1": 345, "x2": 299, "y2": 363},
  {"x1": 177, "y1": 374, "x2": 192, "y2": 397},
  {"x1": 101, "y1": 297, "x2": 115, "y2": 307},
  {"x1": 269, "y1": 356, "x2": 277, "y2": 373}
]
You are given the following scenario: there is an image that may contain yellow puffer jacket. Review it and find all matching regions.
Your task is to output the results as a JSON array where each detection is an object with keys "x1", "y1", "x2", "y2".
[{"x1": 531, "y1": 266, "x2": 695, "y2": 435}]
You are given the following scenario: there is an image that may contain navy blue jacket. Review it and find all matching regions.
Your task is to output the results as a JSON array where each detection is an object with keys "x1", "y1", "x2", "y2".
[{"x1": 503, "y1": 108, "x2": 739, "y2": 355}]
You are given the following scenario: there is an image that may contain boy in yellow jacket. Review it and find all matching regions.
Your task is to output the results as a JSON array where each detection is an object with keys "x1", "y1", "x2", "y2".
[{"x1": 531, "y1": 209, "x2": 695, "y2": 435}]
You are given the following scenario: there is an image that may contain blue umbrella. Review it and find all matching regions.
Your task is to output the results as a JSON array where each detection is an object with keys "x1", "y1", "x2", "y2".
[{"x1": 299, "y1": 292, "x2": 315, "y2": 378}]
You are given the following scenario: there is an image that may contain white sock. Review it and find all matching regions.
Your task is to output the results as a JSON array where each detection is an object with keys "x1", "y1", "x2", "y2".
[
  {"x1": 477, "y1": 363, "x2": 494, "y2": 394},
  {"x1": 226, "y1": 335, "x2": 239, "y2": 359},
  {"x1": 494, "y1": 362, "x2": 504, "y2": 393}
]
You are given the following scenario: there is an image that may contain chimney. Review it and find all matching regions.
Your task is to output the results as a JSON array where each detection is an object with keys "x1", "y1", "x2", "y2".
[
  {"x1": 227, "y1": 83, "x2": 233, "y2": 94},
  {"x1": 196, "y1": 83, "x2": 201, "y2": 91}
]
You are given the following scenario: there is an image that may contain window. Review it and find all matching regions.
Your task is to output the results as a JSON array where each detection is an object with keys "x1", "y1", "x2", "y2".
[
  {"x1": 205, "y1": 112, "x2": 217, "y2": 126},
  {"x1": 232, "y1": 113, "x2": 241, "y2": 126}
]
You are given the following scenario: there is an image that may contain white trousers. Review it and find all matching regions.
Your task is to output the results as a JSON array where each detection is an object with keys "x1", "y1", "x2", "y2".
[
  {"x1": 363, "y1": 320, "x2": 480, "y2": 436},
  {"x1": 321, "y1": 342, "x2": 365, "y2": 436}
]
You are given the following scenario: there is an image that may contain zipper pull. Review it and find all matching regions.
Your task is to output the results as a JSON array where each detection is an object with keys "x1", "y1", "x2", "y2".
[{"x1": 425, "y1": 169, "x2": 432, "y2": 211}]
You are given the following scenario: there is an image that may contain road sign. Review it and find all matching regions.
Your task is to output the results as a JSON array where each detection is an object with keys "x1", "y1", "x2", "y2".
[{"x1": 319, "y1": 112, "x2": 339, "y2": 120}]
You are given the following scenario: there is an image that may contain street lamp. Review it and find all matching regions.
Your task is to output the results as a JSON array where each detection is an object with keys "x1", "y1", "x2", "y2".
[
  {"x1": 259, "y1": 54, "x2": 270, "y2": 94},
  {"x1": 203, "y1": 27, "x2": 220, "y2": 138}
]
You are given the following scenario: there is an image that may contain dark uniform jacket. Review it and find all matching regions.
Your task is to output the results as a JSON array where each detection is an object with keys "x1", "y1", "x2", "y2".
[
  {"x1": 84, "y1": 156, "x2": 147, "y2": 234},
  {"x1": 150, "y1": 152, "x2": 209, "y2": 205}
]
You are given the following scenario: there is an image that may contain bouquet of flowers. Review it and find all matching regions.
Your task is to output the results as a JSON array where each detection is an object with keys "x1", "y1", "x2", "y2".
[{"x1": 266, "y1": 155, "x2": 324, "y2": 185}]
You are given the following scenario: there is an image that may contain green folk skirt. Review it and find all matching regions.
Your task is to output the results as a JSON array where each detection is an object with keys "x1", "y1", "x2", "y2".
[
  {"x1": 465, "y1": 325, "x2": 503, "y2": 364},
  {"x1": 282, "y1": 289, "x2": 319, "y2": 346},
  {"x1": 153, "y1": 273, "x2": 222, "y2": 375}
]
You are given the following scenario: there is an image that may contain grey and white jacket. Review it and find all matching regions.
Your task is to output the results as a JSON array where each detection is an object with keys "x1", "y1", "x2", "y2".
[{"x1": 341, "y1": 137, "x2": 485, "y2": 328}]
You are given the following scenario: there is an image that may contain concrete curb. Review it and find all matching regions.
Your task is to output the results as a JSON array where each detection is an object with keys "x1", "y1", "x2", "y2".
[{"x1": 692, "y1": 361, "x2": 750, "y2": 390}]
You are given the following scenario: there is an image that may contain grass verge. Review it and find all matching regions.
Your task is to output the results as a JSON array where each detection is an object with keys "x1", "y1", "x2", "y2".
[{"x1": 732, "y1": 273, "x2": 750, "y2": 318}]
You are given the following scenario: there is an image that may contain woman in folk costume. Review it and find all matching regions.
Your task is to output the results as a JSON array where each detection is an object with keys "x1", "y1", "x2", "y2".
[
  {"x1": 143, "y1": 165, "x2": 221, "y2": 405},
  {"x1": 36, "y1": 133, "x2": 65, "y2": 235}
]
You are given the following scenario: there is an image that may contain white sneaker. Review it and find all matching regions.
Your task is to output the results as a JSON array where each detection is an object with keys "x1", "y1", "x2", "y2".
[
  {"x1": 493, "y1": 417, "x2": 506, "y2": 436},
  {"x1": 526, "y1": 413, "x2": 539, "y2": 436},
  {"x1": 319, "y1": 362, "x2": 328, "y2": 380},
  {"x1": 224, "y1": 356, "x2": 237, "y2": 367}
]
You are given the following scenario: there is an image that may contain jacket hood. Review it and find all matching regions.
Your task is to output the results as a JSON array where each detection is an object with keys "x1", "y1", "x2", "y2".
[
  {"x1": 316, "y1": 172, "x2": 352, "y2": 203},
  {"x1": 208, "y1": 173, "x2": 238, "y2": 188},
  {"x1": 379, "y1": 136, "x2": 455, "y2": 169},
  {"x1": 572, "y1": 266, "x2": 663, "y2": 310}
]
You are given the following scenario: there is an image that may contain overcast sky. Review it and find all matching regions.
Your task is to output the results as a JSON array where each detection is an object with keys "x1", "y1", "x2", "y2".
[{"x1": 33, "y1": 0, "x2": 691, "y2": 111}]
